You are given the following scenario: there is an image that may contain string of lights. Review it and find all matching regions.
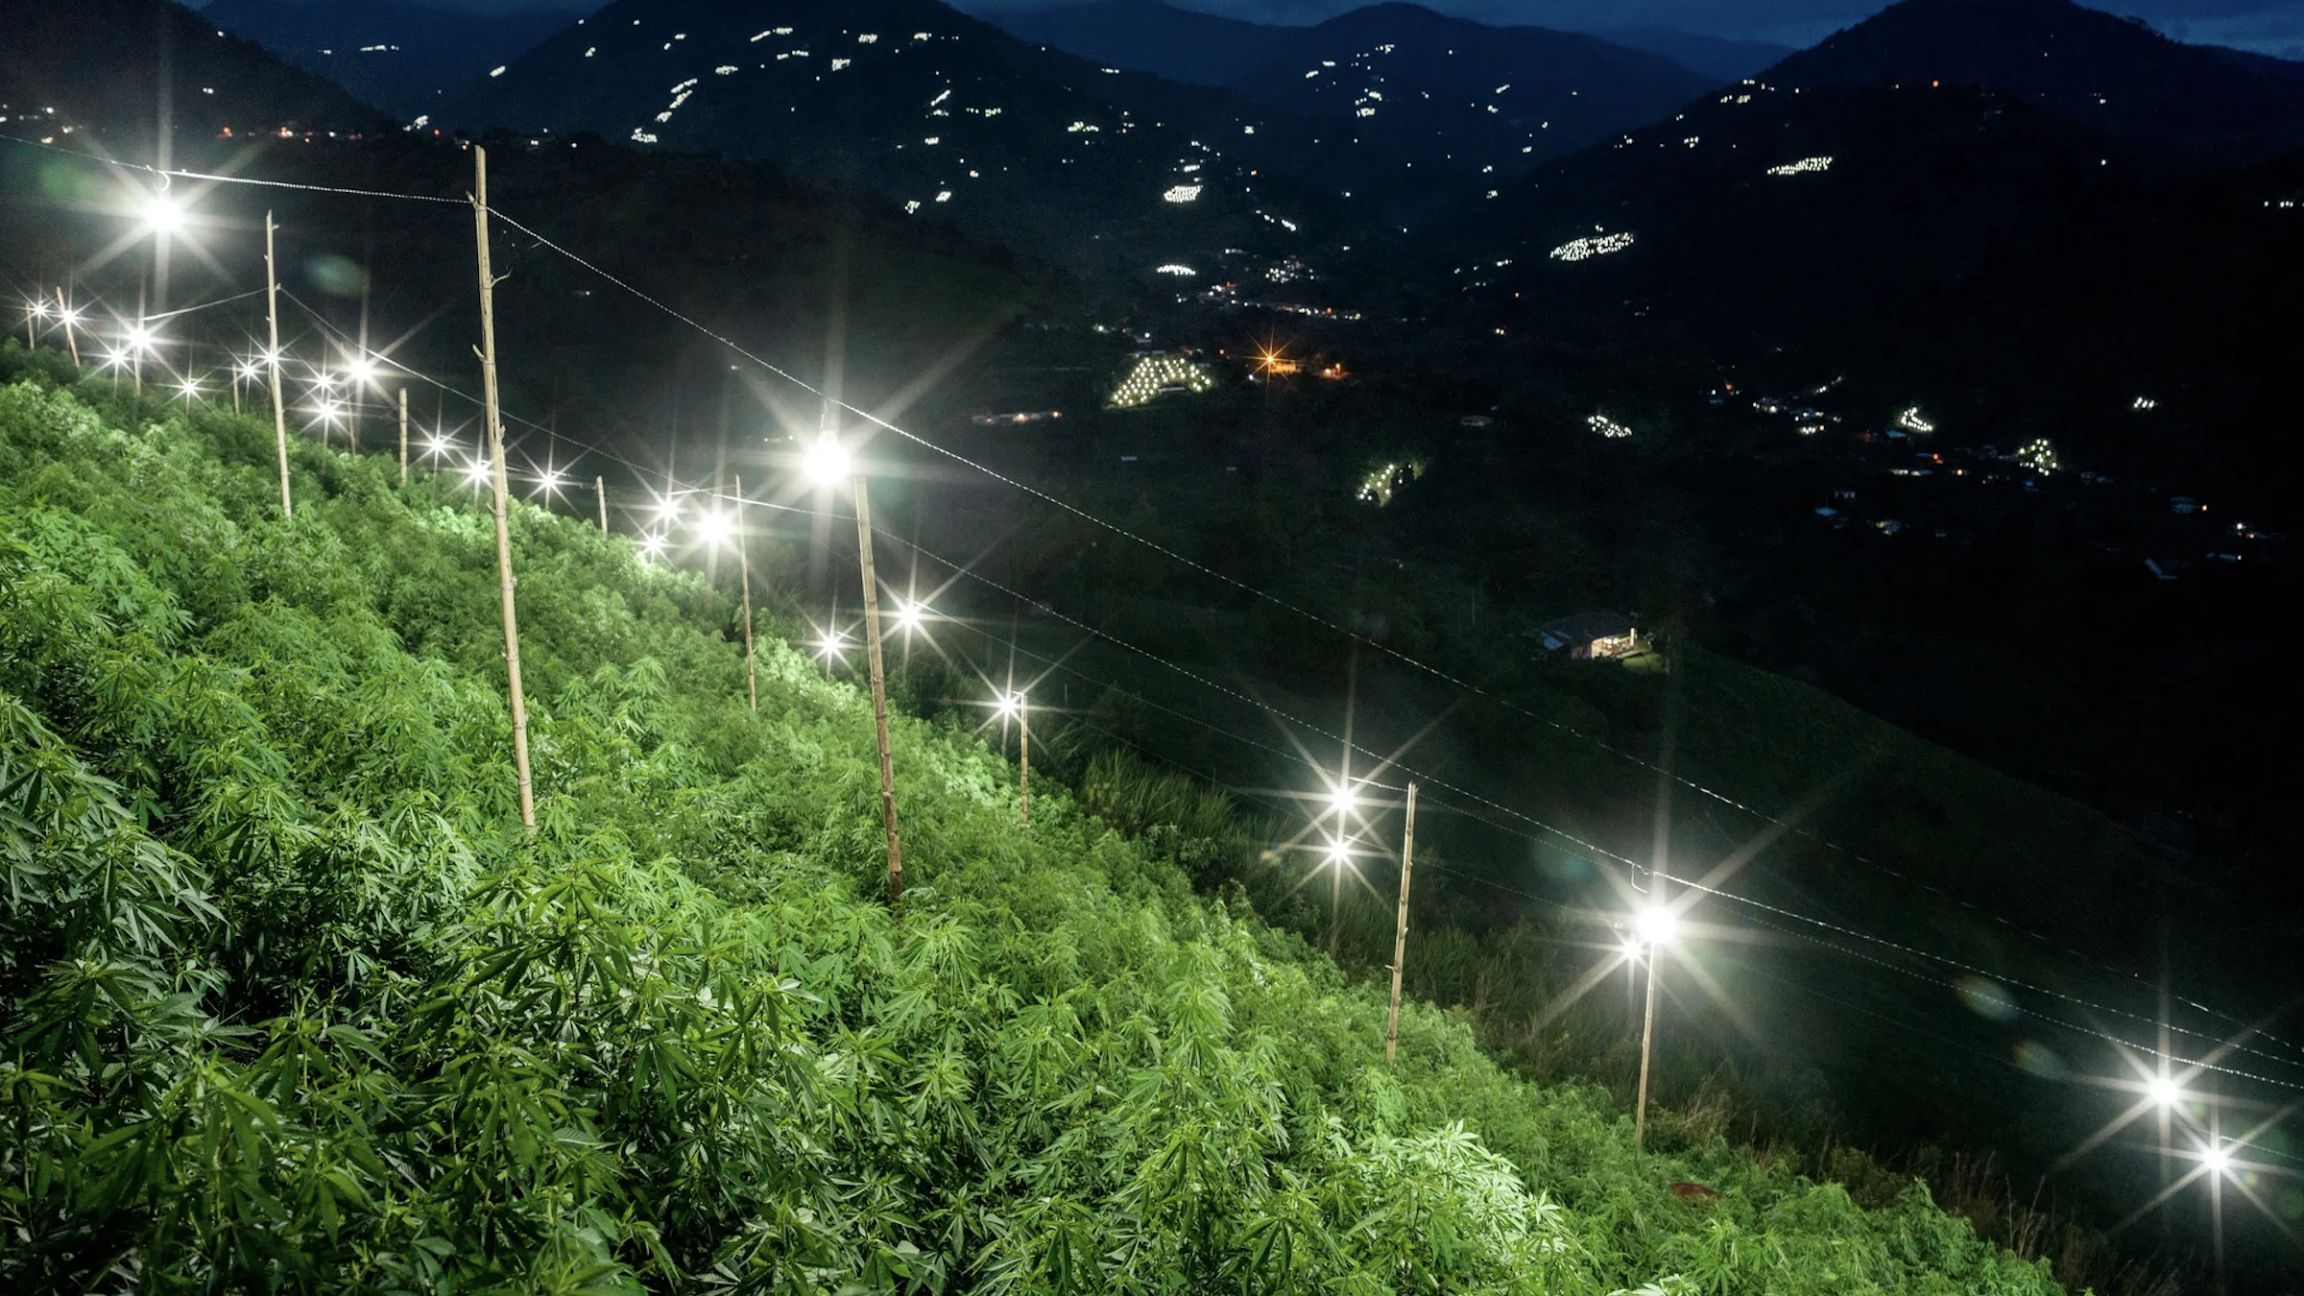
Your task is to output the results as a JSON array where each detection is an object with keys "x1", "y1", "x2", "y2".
[
  {"x1": 28, "y1": 144, "x2": 2293, "y2": 1101},
  {"x1": 477, "y1": 199, "x2": 2272, "y2": 1059},
  {"x1": 269, "y1": 244, "x2": 2304, "y2": 1096},
  {"x1": 2, "y1": 133, "x2": 2255, "y2": 1040}
]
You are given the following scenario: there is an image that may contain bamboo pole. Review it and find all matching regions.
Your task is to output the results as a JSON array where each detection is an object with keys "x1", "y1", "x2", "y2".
[
  {"x1": 1635, "y1": 941, "x2": 1661, "y2": 1150},
  {"x1": 1385, "y1": 781, "x2": 1418, "y2": 1067},
  {"x1": 595, "y1": 475, "x2": 607, "y2": 535},
  {"x1": 264, "y1": 213, "x2": 291, "y2": 520},
  {"x1": 735, "y1": 473, "x2": 757, "y2": 712},
  {"x1": 398, "y1": 389, "x2": 409, "y2": 486},
  {"x1": 852, "y1": 473, "x2": 903, "y2": 908},
  {"x1": 472, "y1": 147, "x2": 536, "y2": 834},
  {"x1": 1018, "y1": 698, "x2": 1030, "y2": 827},
  {"x1": 55, "y1": 289, "x2": 77, "y2": 368}
]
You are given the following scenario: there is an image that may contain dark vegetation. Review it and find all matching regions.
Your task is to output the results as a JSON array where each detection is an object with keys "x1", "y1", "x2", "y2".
[
  {"x1": 0, "y1": 350, "x2": 2085, "y2": 1294},
  {"x1": 7, "y1": 0, "x2": 2304, "y2": 1286}
]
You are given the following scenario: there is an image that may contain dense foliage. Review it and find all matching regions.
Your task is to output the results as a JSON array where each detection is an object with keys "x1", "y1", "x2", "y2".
[{"x1": 0, "y1": 366, "x2": 2072, "y2": 1293}]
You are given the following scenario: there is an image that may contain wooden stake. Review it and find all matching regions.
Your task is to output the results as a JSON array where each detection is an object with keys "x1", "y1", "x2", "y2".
[
  {"x1": 595, "y1": 475, "x2": 607, "y2": 535},
  {"x1": 55, "y1": 289, "x2": 77, "y2": 368},
  {"x1": 1635, "y1": 935, "x2": 1661, "y2": 1150},
  {"x1": 472, "y1": 147, "x2": 536, "y2": 834},
  {"x1": 1385, "y1": 781, "x2": 1418, "y2": 1068},
  {"x1": 1018, "y1": 699, "x2": 1030, "y2": 826},
  {"x1": 1329, "y1": 855, "x2": 1342, "y2": 958},
  {"x1": 398, "y1": 389, "x2": 409, "y2": 486},
  {"x1": 853, "y1": 474, "x2": 903, "y2": 908},
  {"x1": 264, "y1": 214, "x2": 291, "y2": 520},
  {"x1": 735, "y1": 474, "x2": 757, "y2": 712}
]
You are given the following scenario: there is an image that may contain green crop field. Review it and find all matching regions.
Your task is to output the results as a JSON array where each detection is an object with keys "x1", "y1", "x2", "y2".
[{"x1": 0, "y1": 350, "x2": 2070, "y2": 1293}]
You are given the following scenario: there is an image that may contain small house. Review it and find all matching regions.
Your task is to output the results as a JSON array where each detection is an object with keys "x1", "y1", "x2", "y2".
[{"x1": 1534, "y1": 612, "x2": 1641, "y2": 660}]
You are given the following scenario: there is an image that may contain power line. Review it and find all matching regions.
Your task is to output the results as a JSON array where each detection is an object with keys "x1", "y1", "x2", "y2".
[
  {"x1": 478, "y1": 196, "x2": 2273, "y2": 1053},
  {"x1": 36, "y1": 141, "x2": 2294, "y2": 1086}
]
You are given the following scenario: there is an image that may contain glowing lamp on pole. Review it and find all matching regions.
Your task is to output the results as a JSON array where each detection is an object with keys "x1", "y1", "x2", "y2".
[
  {"x1": 805, "y1": 415, "x2": 903, "y2": 908},
  {"x1": 1630, "y1": 899, "x2": 1682, "y2": 1151}
]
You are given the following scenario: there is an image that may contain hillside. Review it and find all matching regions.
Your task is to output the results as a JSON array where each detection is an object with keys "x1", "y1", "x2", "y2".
[
  {"x1": 198, "y1": 0, "x2": 571, "y2": 119},
  {"x1": 0, "y1": 0, "x2": 381, "y2": 149},
  {"x1": 0, "y1": 350, "x2": 2079, "y2": 1293},
  {"x1": 1765, "y1": 0, "x2": 2304, "y2": 161},
  {"x1": 1436, "y1": 76, "x2": 2304, "y2": 510},
  {"x1": 441, "y1": 0, "x2": 1398, "y2": 271},
  {"x1": 990, "y1": 0, "x2": 1715, "y2": 174}
]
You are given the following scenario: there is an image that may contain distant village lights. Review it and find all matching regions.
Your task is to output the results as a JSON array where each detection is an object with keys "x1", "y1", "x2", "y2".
[
  {"x1": 1766, "y1": 155, "x2": 1835, "y2": 176},
  {"x1": 1548, "y1": 231, "x2": 1635, "y2": 262},
  {"x1": 1587, "y1": 413, "x2": 1633, "y2": 439},
  {"x1": 1895, "y1": 406, "x2": 1936, "y2": 434}
]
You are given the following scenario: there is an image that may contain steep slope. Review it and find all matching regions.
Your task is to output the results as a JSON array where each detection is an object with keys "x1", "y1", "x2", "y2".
[
  {"x1": 990, "y1": 0, "x2": 1715, "y2": 175},
  {"x1": 1767, "y1": 0, "x2": 2304, "y2": 161},
  {"x1": 0, "y1": 0, "x2": 381, "y2": 149},
  {"x1": 443, "y1": 0, "x2": 1403, "y2": 272},
  {"x1": 199, "y1": 0, "x2": 570, "y2": 119},
  {"x1": 0, "y1": 362, "x2": 2077, "y2": 1293}
]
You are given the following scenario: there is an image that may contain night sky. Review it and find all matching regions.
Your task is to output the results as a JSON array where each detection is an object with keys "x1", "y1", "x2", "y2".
[{"x1": 181, "y1": 0, "x2": 2304, "y2": 54}]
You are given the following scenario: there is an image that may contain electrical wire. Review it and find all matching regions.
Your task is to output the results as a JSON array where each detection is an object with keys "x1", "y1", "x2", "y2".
[
  {"x1": 31, "y1": 138, "x2": 2296, "y2": 1091},
  {"x1": 479, "y1": 197, "x2": 2276, "y2": 1052}
]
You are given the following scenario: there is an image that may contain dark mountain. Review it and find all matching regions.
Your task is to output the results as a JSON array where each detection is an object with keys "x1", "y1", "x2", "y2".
[
  {"x1": 1766, "y1": 0, "x2": 2304, "y2": 161},
  {"x1": 990, "y1": 0, "x2": 1290, "y2": 85},
  {"x1": 990, "y1": 1, "x2": 1714, "y2": 175},
  {"x1": 0, "y1": 0, "x2": 380, "y2": 151},
  {"x1": 1438, "y1": 75, "x2": 2304, "y2": 509},
  {"x1": 443, "y1": 0, "x2": 1441, "y2": 274},
  {"x1": 1596, "y1": 26, "x2": 1793, "y2": 82},
  {"x1": 1221, "y1": 4, "x2": 1713, "y2": 175},
  {"x1": 197, "y1": 0, "x2": 570, "y2": 119}
]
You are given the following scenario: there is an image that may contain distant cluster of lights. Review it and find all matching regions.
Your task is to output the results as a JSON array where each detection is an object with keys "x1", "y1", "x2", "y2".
[
  {"x1": 1162, "y1": 184, "x2": 1202, "y2": 204},
  {"x1": 2016, "y1": 437, "x2": 2060, "y2": 474},
  {"x1": 1356, "y1": 460, "x2": 1420, "y2": 506},
  {"x1": 1766, "y1": 156, "x2": 1835, "y2": 176},
  {"x1": 1548, "y1": 231, "x2": 1635, "y2": 263},
  {"x1": 1108, "y1": 353, "x2": 1215, "y2": 409},
  {"x1": 2132, "y1": 395, "x2": 2159, "y2": 411},
  {"x1": 1587, "y1": 413, "x2": 1633, "y2": 440},
  {"x1": 1895, "y1": 406, "x2": 1936, "y2": 435}
]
